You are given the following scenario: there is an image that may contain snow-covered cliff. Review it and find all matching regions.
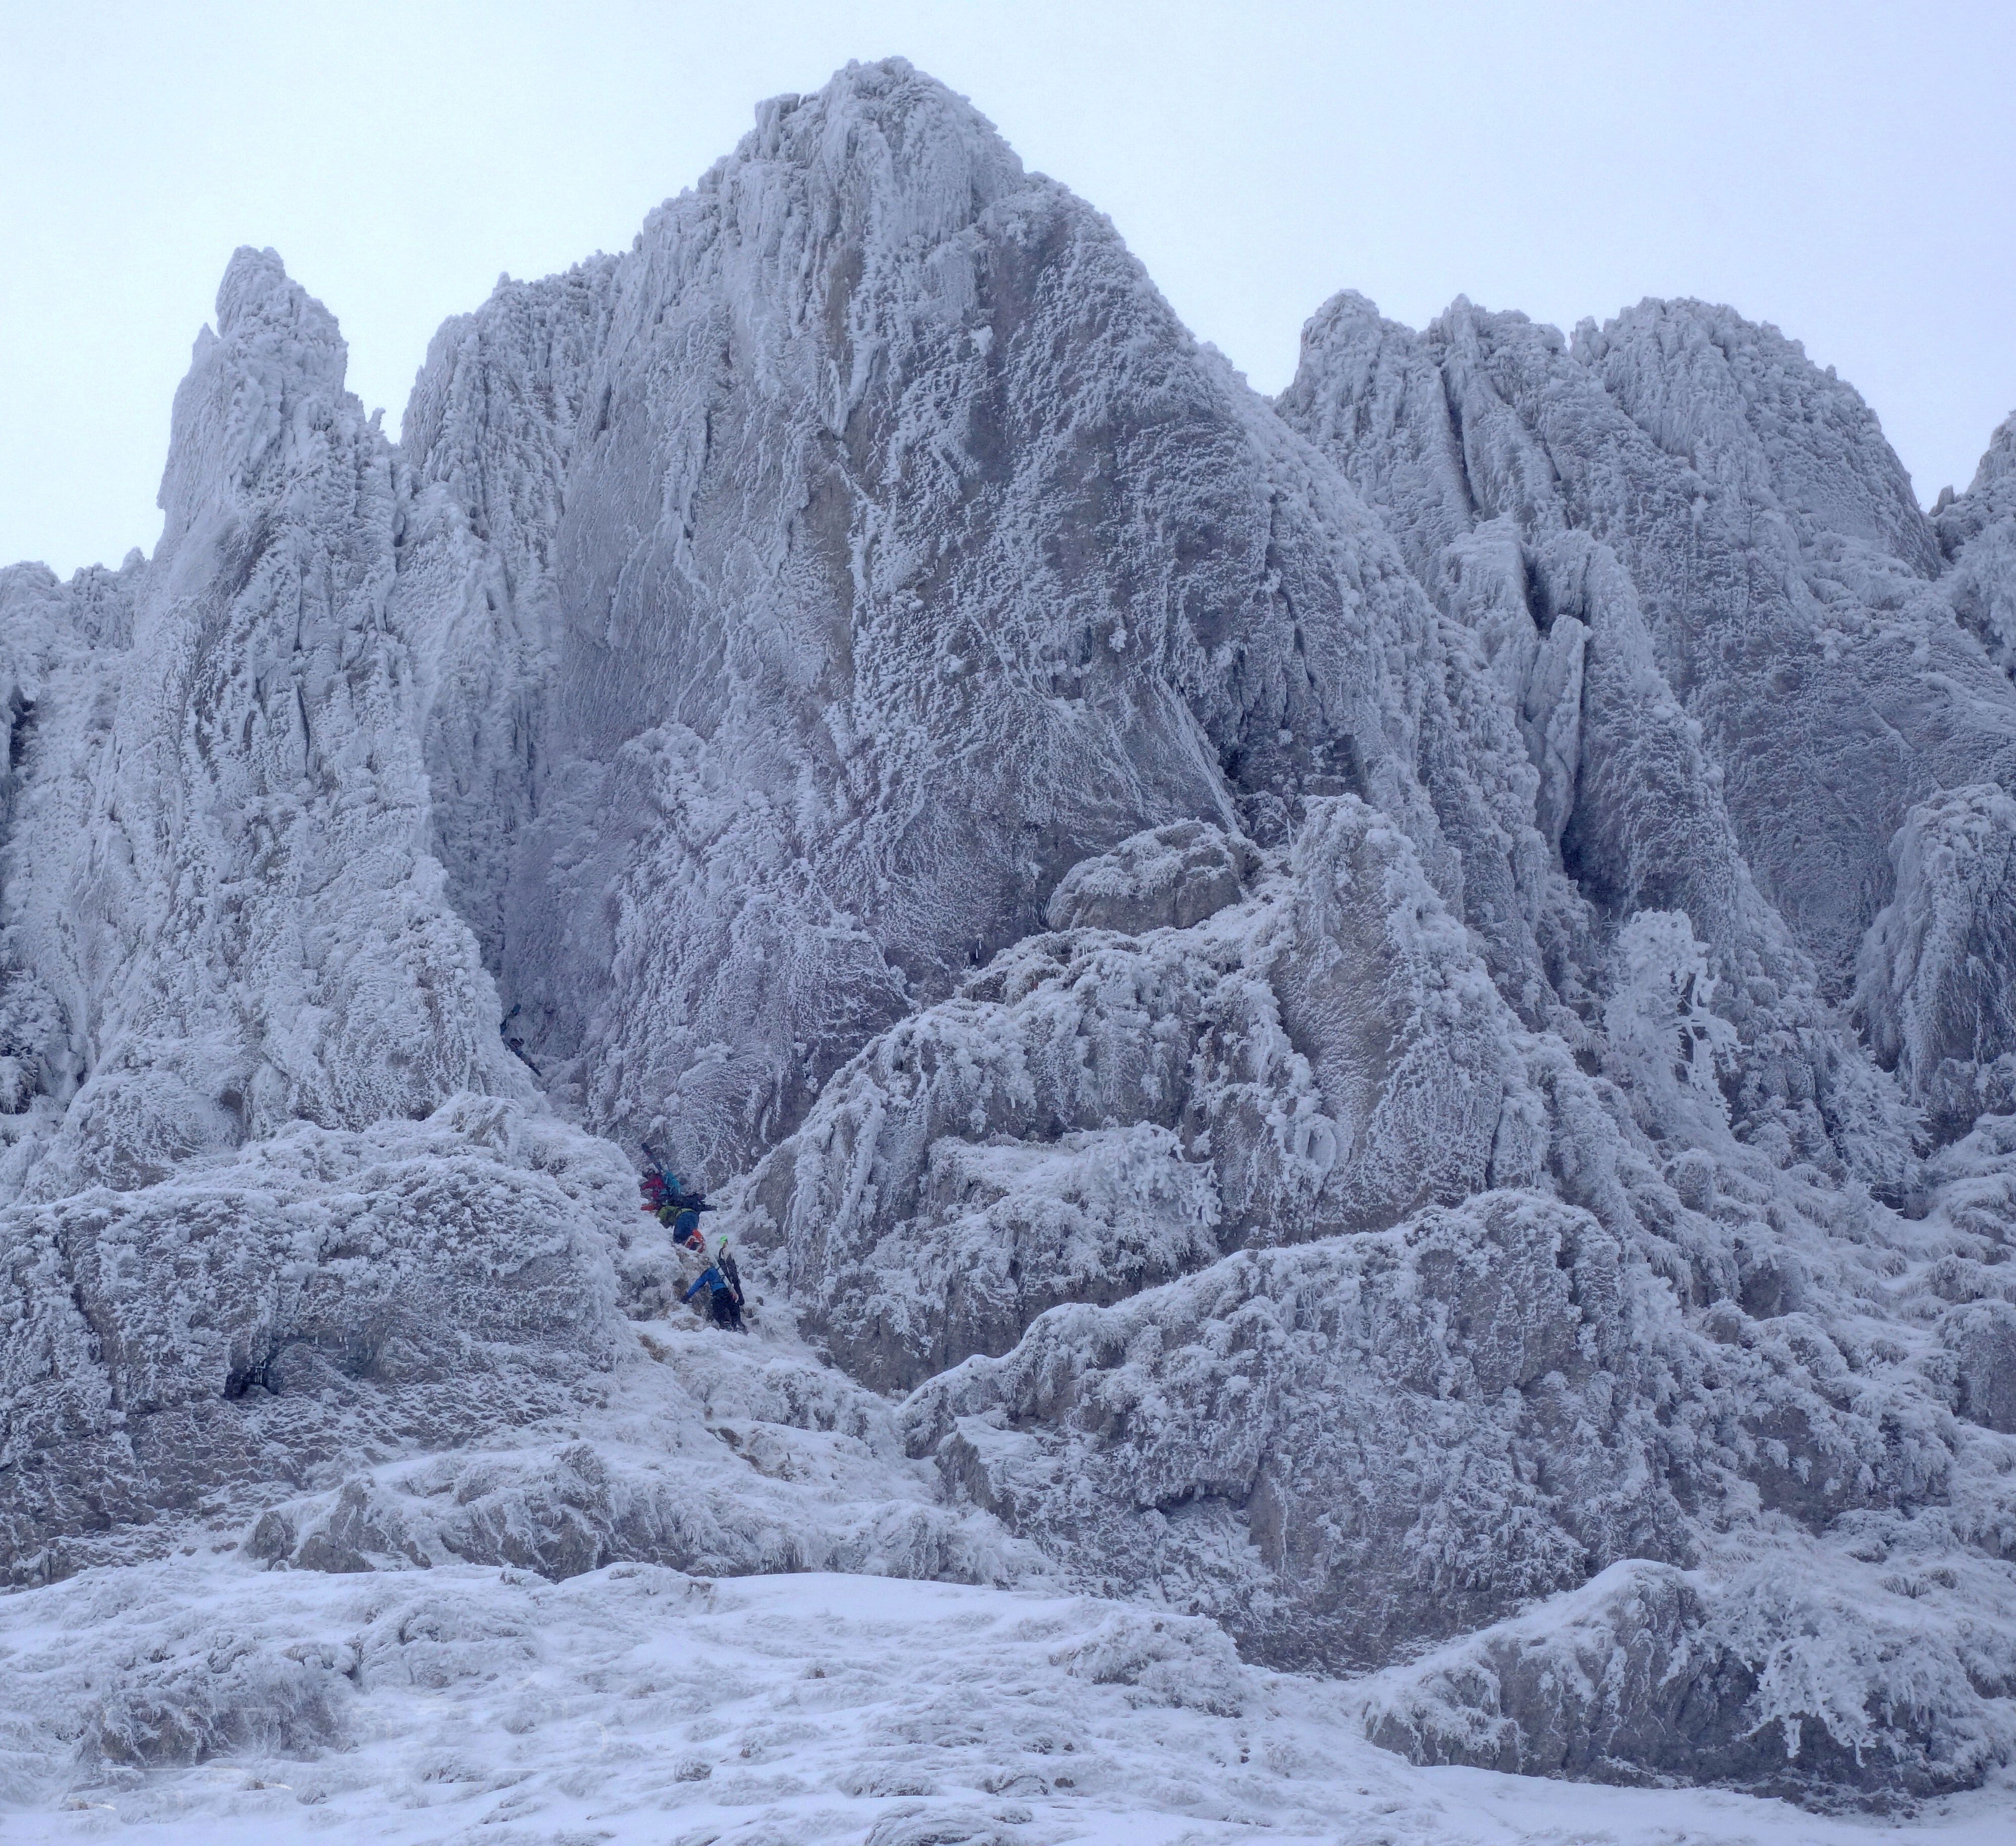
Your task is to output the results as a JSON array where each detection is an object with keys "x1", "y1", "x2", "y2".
[{"x1": 4, "y1": 57, "x2": 2015, "y2": 1820}]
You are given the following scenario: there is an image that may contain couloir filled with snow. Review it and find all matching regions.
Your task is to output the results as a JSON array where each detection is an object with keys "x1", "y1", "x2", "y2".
[{"x1": 5, "y1": 55, "x2": 2016, "y2": 1835}]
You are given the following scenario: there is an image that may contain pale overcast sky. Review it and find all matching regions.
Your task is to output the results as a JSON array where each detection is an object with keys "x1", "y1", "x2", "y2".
[{"x1": 4, "y1": 0, "x2": 2012, "y2": 577}]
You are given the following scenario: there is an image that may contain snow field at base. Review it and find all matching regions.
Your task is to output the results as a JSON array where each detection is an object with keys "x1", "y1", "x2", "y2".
[{"x1": 2, "y1": 1562, "x2": 2011, "y2": 1846}]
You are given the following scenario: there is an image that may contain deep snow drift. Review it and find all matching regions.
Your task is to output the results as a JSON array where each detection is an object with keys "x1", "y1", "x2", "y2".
[{"x1": 4, "y1": 56, "x2": 2016, "y2": 1831}]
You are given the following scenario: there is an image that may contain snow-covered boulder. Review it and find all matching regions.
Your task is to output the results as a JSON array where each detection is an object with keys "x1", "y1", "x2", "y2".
[
  {"x1": 899, "y1": 1160, "x2": 1967, "y2": 1678},
  {"x1": 1363, "y1": 1555, "x2": 2016, "y2": 1802},
  {"x1": 902, "y1": 1191, "x2": 1683, "y2": 1667},
  {"x1": 0, "y1": 1099, "x2": 633, "y2": 1582},
  {"x1": 233, "y1": 1318, "x2": 1030, "y2": 1589},
  {"x1": 1045, "y1": 820, "x2": 1253, "y2": 934}
]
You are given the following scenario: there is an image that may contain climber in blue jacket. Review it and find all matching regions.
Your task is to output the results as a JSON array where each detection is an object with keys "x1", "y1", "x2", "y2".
[{"x1": 682, "y1": 1237, "x2": 745, "y2": 1332}]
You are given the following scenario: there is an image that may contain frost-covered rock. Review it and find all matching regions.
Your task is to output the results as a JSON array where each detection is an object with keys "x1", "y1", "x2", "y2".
[
  {"x1": 393, "y1": 61, "x2": 1555, "y2": 1182},
  {"x1": 0, "y1": 250, "x2": 536, "y2": 1237},
  {"x1": 903, "y1": 1191, "x2": 1675, "y2": 1668},
  {"x1": 1363, "y1": 1555, "x2": 2016, "y2": 1802},
  {"x1": 401, "y1": 68, "x2": 1492, "y2": 1185},
  {"x1": 1942, "y1": 1299, "x2": 2016, "y2": 1435},
  {"x1": 0, "y1": 1097, "x2": 633, "y2": 1582},
  {"x1": 5, "y1": 54, "x2": 2016, "y2": 1813},
  {"x1": 1045, "y1": 820, "x2": 1254, "y2": 933},
  {"x1": 1939, "y1": 408, "x2": 2016, "y2": 678},
  {"x1": 735, "y1": 905, "x2": 1323, "y2": 1393},
  {"x1": 1604, "y1": 909, "x2": 1740, "y2": 1138},
  {"x1": 734, "y1": 795, "x2": 1546, "y2": 1392},
  {"x1": 1280, "y1": 291, "x2": 2016, "y2": 1003},
  {"x1": 1855, "y1": 783, "x2": 2016, "y2": 1141},
  {"x1": 1273, "y1": 293, "x2": 1941, "y2": 1194},
  {"x1": 899, "y1": 1176, "x2": 1965, "y2": 1676},
  {"x1": 1052, "y1": 1604, "x2": 1246, "y2": 1713},
  {"x1": 229, "y1": 1316, "x2": 1032, "y2": 1590}
]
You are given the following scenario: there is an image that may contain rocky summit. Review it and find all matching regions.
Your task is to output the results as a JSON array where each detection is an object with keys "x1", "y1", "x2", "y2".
[{"x1": 4, "y1": 57, "x2": 2016, "y2": 1824}]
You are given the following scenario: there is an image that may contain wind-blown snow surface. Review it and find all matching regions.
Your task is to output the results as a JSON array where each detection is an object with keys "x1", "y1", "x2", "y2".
[
  {"x1": 3, "y1": 1561, "x2": 2013, "y2": 1846},
  {"x1": 5, "y1": 55, "x2": 2016, "y2": 1828}
]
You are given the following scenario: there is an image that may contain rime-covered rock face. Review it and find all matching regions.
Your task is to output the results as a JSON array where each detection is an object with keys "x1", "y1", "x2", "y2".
[
  {"x1": 0, "y1": 249, "x2": 531, "y2": 1209},
  {"x1": 398, "y1": 63, "x2": 1551, "y2": 1183},
  {"x1": 5, "y1": 55, "x2": 2016, "y2": 1811},
  {"x1": 1939, "y1": 409, "x2": 2016, "y2": 678},
  {"x1": 1362, "y1": 1554, "x2": 2016, "y2": 1802},
  {"x1": 903, "y1": 1191, "x2": 1678, "y2": 1669},
  {"x1": 1278, "y1": 293, "x2": 2016, "y2": 999},
  {"x1": 1045, "y1": 819, "x2": 1252, "y2": 934},
  {"x1": 1854, "y1": 783, "x2": 2016, "y2": 1139}
]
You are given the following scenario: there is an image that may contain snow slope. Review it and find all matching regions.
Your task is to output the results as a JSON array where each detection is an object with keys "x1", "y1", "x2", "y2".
[
  {"x1": 3, "y1": 1558, "x2": 2012, "y2": 1845},
  {"x1": 4, "y1": 54, "x2": 2016, "y2": 1824}
]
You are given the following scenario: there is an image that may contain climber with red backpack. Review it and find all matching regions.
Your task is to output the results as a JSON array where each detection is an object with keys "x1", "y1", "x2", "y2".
[{"x1": 640, "y1": 1146, "x2": 715, "y2": 1247}]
